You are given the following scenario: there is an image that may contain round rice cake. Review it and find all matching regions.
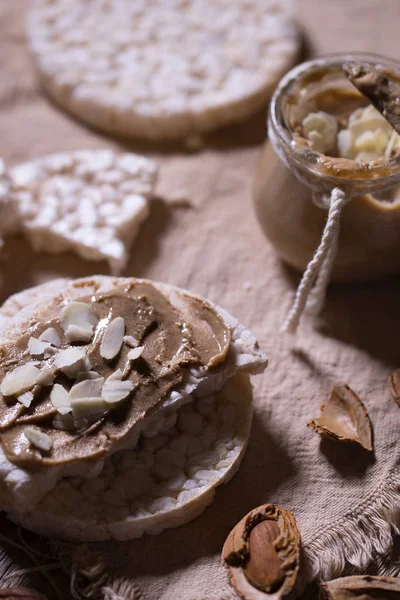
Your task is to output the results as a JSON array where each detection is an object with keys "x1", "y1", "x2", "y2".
[
  {"x1": 28, "y1": 0, "x2": 300, "y2": 142},
  {"x1": 0, "y1": 276, "x2": 266, "y2": 540},
  {"x1": 9, "y1": 372, "x2": 252, "y2": 541}
]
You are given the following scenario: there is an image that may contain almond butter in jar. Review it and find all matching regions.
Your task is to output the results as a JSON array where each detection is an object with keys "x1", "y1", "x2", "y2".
[{"x1": 254, "y1": 53, "x2": 400, "y2": 283}]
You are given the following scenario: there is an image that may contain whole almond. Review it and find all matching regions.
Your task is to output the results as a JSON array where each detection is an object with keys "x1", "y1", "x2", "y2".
[
  {"x1": 222, "y1": 504, "x2": 300, "y2": 599},
  {"x1": 245, "y1": 520, "x2": 285, "y2": 593}
]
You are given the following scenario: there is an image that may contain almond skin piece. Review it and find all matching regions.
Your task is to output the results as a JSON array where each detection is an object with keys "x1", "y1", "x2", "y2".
[
  {"x1": 322, "y1": 575, "x2": 400, "y2": 599},
  {"x1": 222, "y1": 504, "x2": 300, "y2": 600},
  {"x1": 0, "y1": 588, "x2": 48, "y2": 600}
]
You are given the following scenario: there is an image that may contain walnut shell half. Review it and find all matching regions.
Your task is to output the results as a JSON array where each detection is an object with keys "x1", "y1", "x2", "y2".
[{"x1": 222, "y1": 504, "x2": 300, "y2": 600}]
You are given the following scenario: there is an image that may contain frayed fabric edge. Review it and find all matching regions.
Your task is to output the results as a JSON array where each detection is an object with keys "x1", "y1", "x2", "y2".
[
  {"x1": 303, "y1": 472, "x2": 400, "y2": 582},
  {"x1": 3, "y1": 475, "x2": 400, "y2": 598},
  {"x1": 56, "y1": 473, "x2": 400, "y2": 600}
]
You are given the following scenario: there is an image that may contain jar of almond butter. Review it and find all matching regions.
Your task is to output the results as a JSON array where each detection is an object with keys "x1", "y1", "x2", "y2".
[{"x1": 254, "y1": 53, "x2": 400, "y2": 283}]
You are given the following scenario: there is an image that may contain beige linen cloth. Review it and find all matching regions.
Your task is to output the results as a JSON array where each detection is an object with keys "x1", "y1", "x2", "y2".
[{"x1": 1, "y1": 1, "x2": 400, "y2": 599}]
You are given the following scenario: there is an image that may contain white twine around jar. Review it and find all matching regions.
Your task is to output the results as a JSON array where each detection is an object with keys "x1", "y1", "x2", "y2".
[{"x1": 281, "y1": 186, "x2": 353, "y2": 334}]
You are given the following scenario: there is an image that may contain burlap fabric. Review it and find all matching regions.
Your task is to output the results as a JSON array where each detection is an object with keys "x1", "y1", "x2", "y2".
[{"x1": 1, "y1": 1, "x2": 400, "y2": 598}]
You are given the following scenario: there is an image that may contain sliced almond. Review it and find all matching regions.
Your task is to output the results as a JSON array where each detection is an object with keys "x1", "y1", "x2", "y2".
[
  {"x1": 39, "y1": 327, "x2": 61, "y2": 347},
  {"x1": 50, "y1": 383, "x2": 71, "y2": 415},
  {"x1": 69, "y1": 377, "x2": 104, "y2": 400},
  {"x1": 71, "y1": 397, "x2": 109, "y2": 427},
  {"x1": 24, "y1": 427, "x2": 53, "y2": 452},
  {"x1": 52, "y1": 412, "x2": 75, "y2": 431},
  {"x1": 76, "y1": 370, "x2": 101, "y2": 383},
  {"x1": 124, "y1": 335, "x2": 139, "y2": 348},
  {"x1": 28, "y1": 337, "x2": 56, "y2": 358},
  {"x1": 127, "y1": 346, "x2": 144, "y2": 361},
  {"x1": 0, "y1": 363, "x2": 41, "y2": 396},
  {"x1": 54, "y1": 348, "x2": 90, "y2": 378},
  {"x1": 102, "y1": 369, "x2": 135, "y2": 404},
  {"x1": 17, "y1": 391, "x2": 34, "y2": 408},
  {"x1": 60, "y1": 301, "x2": 99, "y2": 343},
  {"x1": 307, "y1": 382, "x2": 373, "y2": 451},
  {"x1": 100, "y1": 316, "x2": 125, "y2": 360},
  {"x1": 36, "y1": 366, "x2": 56, "y2": 386}
]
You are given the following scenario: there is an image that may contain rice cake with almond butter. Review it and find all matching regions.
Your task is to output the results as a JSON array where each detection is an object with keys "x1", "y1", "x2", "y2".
[{"x1": 0, "y1": 276, "x2": 267, "y2": 540}]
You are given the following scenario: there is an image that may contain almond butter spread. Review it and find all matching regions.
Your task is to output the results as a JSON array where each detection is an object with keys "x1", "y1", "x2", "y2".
[
  {"x1": 284, "y1": 64, "x2": 400, "y2": 178},
  {"x1": 0, "y1": 281, "x2": 231, "y2": 468}
]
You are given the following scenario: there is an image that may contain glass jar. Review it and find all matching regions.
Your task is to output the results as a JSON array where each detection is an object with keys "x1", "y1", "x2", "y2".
[{"x1": 254, "y1": 53, "x2": 400, "y2": 283}]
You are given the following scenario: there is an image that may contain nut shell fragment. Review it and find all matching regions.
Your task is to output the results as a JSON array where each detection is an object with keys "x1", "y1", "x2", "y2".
[
  {"x1": 222, "y1": 504, "x2": 300, "y2": 600},
  {"x1": 322, "y1": 575, "x2": 400, "y2": 599},
  {"x1": 307, "y1": 382, "x2": 373, "y2": 451}
]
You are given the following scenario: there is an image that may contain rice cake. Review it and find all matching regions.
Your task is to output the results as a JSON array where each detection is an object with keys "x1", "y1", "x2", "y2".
[
  {"x1": 10, "y1": 150, "x2": 157, "y2": 274},
  {"x1": 0, "y1": 276, "x2": 267, "y2": 540},
  {"x1": 28, "y1": 0, "x2": 300, "y2": 142}
]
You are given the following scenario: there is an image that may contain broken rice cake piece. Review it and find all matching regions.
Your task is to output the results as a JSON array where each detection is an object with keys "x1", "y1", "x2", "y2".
[{"x1": 10, "y1": 149, "x2": 158, "y2": 274}]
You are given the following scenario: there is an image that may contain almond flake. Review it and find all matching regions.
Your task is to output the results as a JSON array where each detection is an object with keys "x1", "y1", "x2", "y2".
[
  {"x1": 52, "y1": 412, "x2": 75, "y2": 430},
  {"x1": 60, "y1": 301, "x2": 99, "y2": 343},
  {"x1": 123, "y1": 335, "x2": 139, "y2": 348},
  {"x1": 50, "y1": 383, "x2": 71, "y2": 415},
  {"x1": 71, "y1": 397, "x2": 109, "y2": 427},
  {"x1": 76, "y1": 370, "x2": 101, "y2": 382},
  {"x1": 102, "y1": 369, "x2": 135, "y2": 404},
  {"x1": 69, "y1": 377, "x2": 104, "y2": 400},
  {"x1": 127, "y1": 346, "x2": 144, "y2": 361},
  {"x1": 28, "y1": 336, "x2": 56, "y2": 358},
  {"x1": 36, "y1": 366, "x2": 56, "y2": 386},
  {"x1": 0, "y1": 363, "x2": 40, "y2": 396},
  {"x1": 100, "y1": 316, "x2": 125, "y2": 360},
  {"x1": 54, "y1": 348, "x2": 90, "y2": 378},
  {"x1": 17, "y1": 391, "x2": 34, "y2": 408},
  {"x1": 39, "y1": 327, "x2": 61, "y2": 347},
  {"x1": 24, "y1": 427, "x2": 53, "y2": 452}
]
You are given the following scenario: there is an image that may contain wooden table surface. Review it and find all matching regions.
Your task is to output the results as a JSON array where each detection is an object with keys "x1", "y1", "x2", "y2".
[{"x1": 1, "y1": 1, "x2": 400, "y2": 598}]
